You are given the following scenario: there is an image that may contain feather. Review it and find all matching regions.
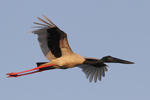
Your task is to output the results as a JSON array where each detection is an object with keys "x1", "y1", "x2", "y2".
[
  {"x1": 82, "y1": 66, "x2": 88, "y2": 71},
  {"x1": 27, "y1": 31, "x2": 33, "y2": 34},
  {"x1": 98, "y1": 68, "x2": 102, "y2": 81},
  {"x1": 101, "y1": 67, "x2": 104, "y2": 77},
  {"x1": 80, "y1": 65, "x2": 90, "y2": 72},
  {"x1": 83, "y1": 66, "x2": 91, "y2": 74},
  {"x1": 89, "y1": 68, "x2": 96, "y2": 83},
  {"x1": 82, "y1": 65, "x2": 91, "y2": 73},
  {"x1": 101, "y1": 67, "x2": 105, "y2": 77},
  {"x1": 86, "y1": 67, "x2": 94, "y2": 79},
  {"x1": 104, "y1": 67, "x2": 108, "y2": 71},
  {"x1": 37, "y1": 17, "x2": 51, "y2": 25},
  {"x1": 33, "y1": 22, "x2": 49, "y2": 26},
  {"x1": 31, "y1": 26, "x2": 49, "y2": 28},
  {"x1": 43, "y1": 15, "x2": 55, "y2": 26},
  {"x1": 94, "y1": 68, "x2": 99, "y2": 83}
]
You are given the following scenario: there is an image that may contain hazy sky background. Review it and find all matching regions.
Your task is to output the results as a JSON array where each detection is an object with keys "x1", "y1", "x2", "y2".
[{"x1": 1, "y1": 0, "x2": 150, "y2": 100}]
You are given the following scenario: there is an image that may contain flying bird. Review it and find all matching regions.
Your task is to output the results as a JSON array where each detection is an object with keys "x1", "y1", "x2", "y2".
[{"x1": 7, "y1": 15, "x2": 134, "y2": 83}]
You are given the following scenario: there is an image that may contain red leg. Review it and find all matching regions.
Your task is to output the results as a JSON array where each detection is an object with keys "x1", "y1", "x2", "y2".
[
  {"x1": 7, "y1": 70, "x2": 40, "y2": 78},
  {"x1": 6, "y1": 64, "x2": 55, "y2": 77}
]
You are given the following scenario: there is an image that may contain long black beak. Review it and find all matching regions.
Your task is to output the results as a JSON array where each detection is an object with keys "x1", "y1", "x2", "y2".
[{"x1": 100, "y1": 56, "x2": 134, "y2": 64}]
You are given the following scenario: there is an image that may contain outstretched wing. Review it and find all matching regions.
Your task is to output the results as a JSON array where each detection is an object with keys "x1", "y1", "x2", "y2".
[
  {"x1": 78, "y1": 64, "x2": 108, "y2": 83},
  {"x1": 78, "y1": 57, "x2": 108, "y2": 83},
  {"x1": 28, "y1": 15, "x2": 74, "y2": 61}
]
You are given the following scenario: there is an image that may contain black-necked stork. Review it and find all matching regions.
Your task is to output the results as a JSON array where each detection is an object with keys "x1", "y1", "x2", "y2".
[{"x1": 7, "y1": 15, "x2": 134, "y2": 83}]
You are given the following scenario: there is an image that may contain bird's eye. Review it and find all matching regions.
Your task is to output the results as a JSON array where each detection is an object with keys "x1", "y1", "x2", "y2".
[
  {"x1": 108, "y1": 57, "x2": 112, "y2": 61},
  {"x1": 107, "y1": 56, "x2": 113, "y2": 61}
]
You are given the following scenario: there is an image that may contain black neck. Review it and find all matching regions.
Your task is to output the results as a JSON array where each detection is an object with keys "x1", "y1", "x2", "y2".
[{"x1": 83, "y1": 59, "x2": 106, "y2": 67}]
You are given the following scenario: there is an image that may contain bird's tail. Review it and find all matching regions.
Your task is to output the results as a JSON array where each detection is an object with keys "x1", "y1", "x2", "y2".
[{"x1": 36, "y1": 62, "x2": 56, "y2": 71}]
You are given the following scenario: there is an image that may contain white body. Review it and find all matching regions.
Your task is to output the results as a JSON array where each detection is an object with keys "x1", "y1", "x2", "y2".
[{"x1": 41, "y1": 53, "x2": 85, "y2": 68}]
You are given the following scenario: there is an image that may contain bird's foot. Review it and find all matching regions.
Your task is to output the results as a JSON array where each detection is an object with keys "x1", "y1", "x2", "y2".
[
  {"x1": 6, "y1": 72, "x2": 19, "y2": 78},
  {"x1": 6, "y1": 72, "x2": 18, "y2": 76}
]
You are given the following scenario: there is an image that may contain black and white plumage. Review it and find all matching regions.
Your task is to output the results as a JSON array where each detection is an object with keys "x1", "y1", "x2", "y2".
[
  {"x1": 27, "y1": 15, "x2": 134, "y2": 83},
  {"x1": 7, "y1": 15, "x2": 134, "y2": 82}
]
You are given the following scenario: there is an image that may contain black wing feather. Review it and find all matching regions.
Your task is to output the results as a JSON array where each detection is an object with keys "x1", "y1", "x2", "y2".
[{"x1": 47, "y1": 27, "x2": 62, "y2": 58}]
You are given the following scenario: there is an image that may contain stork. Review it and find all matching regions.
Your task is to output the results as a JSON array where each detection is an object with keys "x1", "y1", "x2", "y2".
[{"x1": 6, "y1": 15, "x2": 134, "y2": 83}]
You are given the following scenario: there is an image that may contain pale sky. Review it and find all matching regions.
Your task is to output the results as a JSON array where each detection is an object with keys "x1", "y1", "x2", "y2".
[{"x1": 1, "y1": 0, "x2": 150, "y2": 100}]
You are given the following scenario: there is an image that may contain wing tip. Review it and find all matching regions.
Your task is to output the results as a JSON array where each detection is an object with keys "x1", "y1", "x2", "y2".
[{"x1": 27, "y1": 31, "x2": 32, "y2": 34}]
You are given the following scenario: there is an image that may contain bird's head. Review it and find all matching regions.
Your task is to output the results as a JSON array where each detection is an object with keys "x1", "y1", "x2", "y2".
[{"x1": 100, "y1": 56, "x2": 134, "y2": 64}]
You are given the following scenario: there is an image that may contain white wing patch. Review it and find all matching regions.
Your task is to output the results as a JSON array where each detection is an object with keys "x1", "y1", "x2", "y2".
[{"x1": 78, "y1": 64, "x2": 108, "y2": 83}]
